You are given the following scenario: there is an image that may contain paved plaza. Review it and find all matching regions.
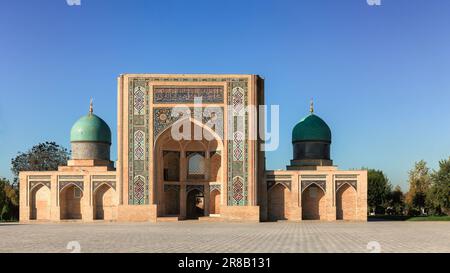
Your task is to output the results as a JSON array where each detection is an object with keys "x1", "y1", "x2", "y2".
[{"x1": 0, "y1": 221, "x2": 449, "y2": 253}]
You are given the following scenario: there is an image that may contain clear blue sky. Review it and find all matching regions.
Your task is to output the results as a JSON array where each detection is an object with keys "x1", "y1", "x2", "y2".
[{"x1": 1, "y1": 0, "x2": 450, "y2": 190}]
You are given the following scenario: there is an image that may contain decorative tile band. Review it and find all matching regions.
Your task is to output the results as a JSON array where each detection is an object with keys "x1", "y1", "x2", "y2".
[
  {"x1": 58, "y1": 175, "x2": 84, "y2": 180},
  {"x1": 93, "y1": 181, "x2": 116, "y2": 192},
  {"x1": 227, "y1": 82, "x2": 249, "y2": 206},
  {"x1": 266, "y1": 174, "x2": 292, "y2": 180},
  {"x1": 335, "y1": 174, "x2": 358, "y2": 179},
  {"x1": 153, "y1": 86, "x2": 224, "y2": 104},
  {"x1": 92, "y1": 175, "x2": 116, "y2": 180},
  {"x1": 300, "y1": 175, "x2": 327, "y2": 179},
  {"x1": 335, "y1": 180, "x2": 357, "y2": 191},
  {"x1": 128, "y1": 80, "x2": 150, "y2": 205},
  {"x1": 29, "y1": 181, "x2": 51, "y2": 190},
  {"x1": 301, "y1": 180, "x2": 326, "y2": 193},
  {"x1": 267, "y1": 180, "x2": 291, "y2": 191},
  {"x1": 59, "y1": 181, "x2": 84, "y2": 192},
  {"x1": 28, "y1": 175, "x2": 51, "y2": 180}
]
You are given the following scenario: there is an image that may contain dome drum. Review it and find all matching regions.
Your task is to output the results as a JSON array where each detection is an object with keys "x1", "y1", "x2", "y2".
[
  {"x1": 71, "y1": 141, "x2": 111, "y2": 161},
  {"x1": 293, "y1": 141, "x2": 330, "y2": 161}
]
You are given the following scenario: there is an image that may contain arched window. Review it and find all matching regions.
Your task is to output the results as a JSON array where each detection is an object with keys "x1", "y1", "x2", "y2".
[{"x1": 188, "y1": 152, "x2": 205, "y2": 179}]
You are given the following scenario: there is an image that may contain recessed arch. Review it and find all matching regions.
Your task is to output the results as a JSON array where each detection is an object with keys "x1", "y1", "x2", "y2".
[
  {"x1": 336, "y1": 183, "x2": 357, "y2": 220},
  {"x1": 93, "y1": 183, "x2": 116, "y2": 220},
  {"x1": 155, "y1": 117, "x2": 224, "y2": 149},
  {"x1": 301, "y1": 184, "x2": 326, "y2": 220},
  {"x1": 29, "y1": 184, "x2": 50, "y2": 220},
  {"x1": 186, "y1": 188, "x2": 204, "y2": 219},
  {"x1": 154, "y1": 117, "x2": 224, "y2": 218},
  {"x1": 209, "y1": 152, "x2": 222, "y2": 182},
  {"x1": 209, "y1": 189, "x2": 221, "y2": 215},
  {"x1": 60, "y1": 184, "x2": 83, "y2": 220},
  {"x1": 268, "y1": 183, "x2": 290, "y2": 221}
]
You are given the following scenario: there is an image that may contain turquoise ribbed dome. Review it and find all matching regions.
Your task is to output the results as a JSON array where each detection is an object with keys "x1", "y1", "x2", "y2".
[
  {"x1": 70, "y1": 114, "x2": 111, "y2": 144},
  {"x1": 292, "y1": 113, "x2": 331, "y2": 143}
]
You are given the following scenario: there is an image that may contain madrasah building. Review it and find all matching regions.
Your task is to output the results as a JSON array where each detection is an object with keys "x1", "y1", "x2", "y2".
[{"x1": 19, "y1": 74, "x2": 367, "y2": 223}]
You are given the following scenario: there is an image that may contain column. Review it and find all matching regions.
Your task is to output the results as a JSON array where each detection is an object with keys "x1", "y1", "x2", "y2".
[
  {"x1": 50, "y1": 174, "x2": 60, "y2": 221},
  {"x1": 180, "y1": 184, "x2": 187, "y2": 219},
  {"x1": 326, "y1": 173, "x2": 336, "y2": 221},
  {"x1": 204, "y1": 184, "x2": 210, "y2": 216}
]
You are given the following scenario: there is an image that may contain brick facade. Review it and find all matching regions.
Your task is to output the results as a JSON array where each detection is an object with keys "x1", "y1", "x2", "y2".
[{"x1": 19, "y1": 74, "x2": 367, "y2": 223}]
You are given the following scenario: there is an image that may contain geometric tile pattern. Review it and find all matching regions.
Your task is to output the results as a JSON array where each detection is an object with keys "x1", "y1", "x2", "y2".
[
  {"x1": 153, "y1": 107, "x2": 189, "y2": 140},
  {"x1": 227, "y1": 83, "x2": 249, "y2": 206},
  {"x1": 210, "y1": 184, "x2": 221, "y2": 193},
  {"x1": 128, "y1": 80, "x2": 150, "y2": 205},
  {"x1": 232, "y1": 176, "x2": 244, "y2": 202},
  {"x1": 153, "y1": 107, "x2": 224, "y2": 141},
  {"x1": 133, "y1": 130, "x2": 145, "y2": 160},
  {"x1": 132, "y1": 175, "x2": 145, "y2": 203}
]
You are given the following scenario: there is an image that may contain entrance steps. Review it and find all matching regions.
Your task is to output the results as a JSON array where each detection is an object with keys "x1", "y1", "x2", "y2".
[
  {"x1": 198, "y1": 216, "x2": 224, "y2": 222},
  {"x1": 156, "y1": 216, "x2": 180, "y2": 222},
  {"x1": 156, "y1": 216, "x2": 224, "y2": 222}
]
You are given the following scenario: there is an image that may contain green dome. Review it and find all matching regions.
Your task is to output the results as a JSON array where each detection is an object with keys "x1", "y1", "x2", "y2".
[
  {"x1": 292, "y1": 113, "x2": 331, "y2": 143},
  {"x1": 70, "y1": 114, "x2": 111, "y2": 144}
]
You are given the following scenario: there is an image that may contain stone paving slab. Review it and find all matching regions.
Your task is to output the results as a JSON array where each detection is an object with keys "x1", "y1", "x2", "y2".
[{"x1": 0, "y1": 221, "x2": 449, "y2": 253}]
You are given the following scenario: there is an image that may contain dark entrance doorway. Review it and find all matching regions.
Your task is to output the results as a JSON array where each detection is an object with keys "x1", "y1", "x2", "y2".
[{"x1": 186, "y1": 189, "x2": 204, "y2": 219}]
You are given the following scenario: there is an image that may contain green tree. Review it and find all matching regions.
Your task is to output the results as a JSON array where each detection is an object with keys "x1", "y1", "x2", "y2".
[
  {"x1": 406, "y1": 160, "x2": 431, "y2": 215},
  {"x1": 11, "y1": 141, "x2": 69, "y2": 186},
  {"x1": 367, "y1": 169, "x2": 392, "y2": 214},
  {"x1": 426, "y1": 158, "x2": 450, "y2": 215},
  {"x1": 0, "y1": 177, "x2": 18, "y2": 221},
  {"x1": 386, "y1": 185, "x2": 405, "y2": 215},
  {"x1": 6, "y1": 141, "x2": 69, "y2": 221}
]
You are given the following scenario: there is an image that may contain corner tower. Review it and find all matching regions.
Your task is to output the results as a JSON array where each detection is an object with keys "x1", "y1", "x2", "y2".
[{"x1": 288, "y1": 100, "x2": 332, "y2": 169}]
